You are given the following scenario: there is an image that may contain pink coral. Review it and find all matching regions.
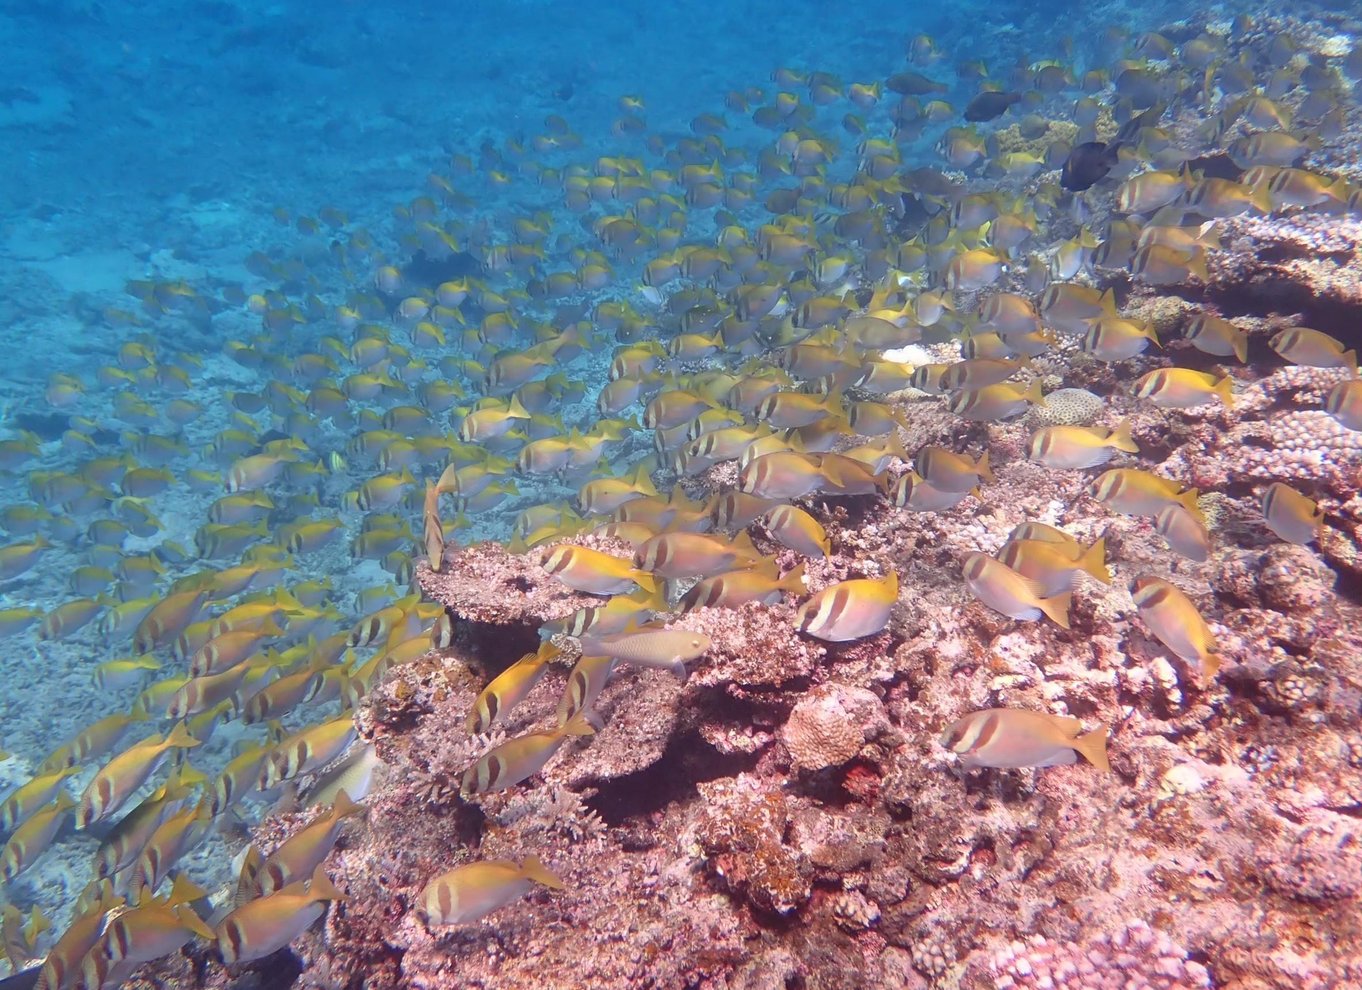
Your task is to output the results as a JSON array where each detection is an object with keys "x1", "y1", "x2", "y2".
[{"x1": 988, "y1": 920, "x2": 1211, "y2": 990}]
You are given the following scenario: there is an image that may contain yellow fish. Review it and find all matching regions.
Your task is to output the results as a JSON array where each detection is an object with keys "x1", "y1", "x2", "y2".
[
  {"x1": 1026, "y1": 420, "x2": 1138, "y2": 469},
  {"x1": 1089, "y1": 468, "x2": 1200, "y2": 519},
  {"x1": 1261, "y1": 482, "x2": 1324, "y2": 545},
  {"x1": 466, "y1": 641, "x2": 560, "y2": 734},
  {"x1": 77, "y1": 722, "x2": 199, "y2": 828},
  {"x1": 794, "y1": 572, "x2": 898, "y2": 642},
  {"x1": 540, "y1": 545, "x2": 659, "y2": 596},
  {"x1": 1132, "y1": 576, "x2": 1220, "y2": 680},
  {"x1": 941, "y1": 709, "x2": 1109, "y2": 770},
  {"x1": 255, "y1": 792, "x2": 366, "y2": 897},
  {"x1": 215, "y1": 865, "x2": 344, "y2": 964},
  {"x1": 961, "y1": 552, "x2": 1070, "y2": 628},
  {"x1": 416, "y1": 856, "x2": 564, "y2": 926},
  {"x1": 460, "y1": 712, "x2": 598, "y2": 795},
  {"x1": 2, "y1": 793, "x2": 75, "y2": 881}
]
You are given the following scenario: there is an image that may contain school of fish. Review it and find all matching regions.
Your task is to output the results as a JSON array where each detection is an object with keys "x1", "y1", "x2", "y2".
[{"x1": 0, "y1": 11, "x2": 1358, "y2": 983}]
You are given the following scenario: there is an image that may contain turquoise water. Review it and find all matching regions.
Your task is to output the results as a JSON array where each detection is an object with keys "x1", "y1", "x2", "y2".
[{"x1": 0, "y1": 0, "x2": 1351, "y2": 982}]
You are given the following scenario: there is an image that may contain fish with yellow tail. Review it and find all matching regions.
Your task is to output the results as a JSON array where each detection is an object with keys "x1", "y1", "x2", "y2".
[
  {"x1": 416, "y1": 856, "x2": 565, "y2": 927},
  {"x1": 97, "y1": 765, "x2": 204, "y2": 883},
  {"x1": 2, "y1": 904, "x2": 48, "y2": 972},
  {"x1": 2, "y1": 792, "x2": 75, "y2": 881},
  {"x1": 940, "y1": 709, "x2": 1109, "y2": 771},
  {"x1": 556, "y1": 655, "x2": 617, "y2": 726},
  {"x1": 1155, "y1": 503, "x2": 1212, "y2": 561},
  {"x1": 261, "y1": 715, "x2": 358, "y2": 789},
  {"x1": 255, "y1": 791, "x2": 366, "y2": 896},
  {"x1": 541, "y1": 586, "x2": 665, "y2": 640},
  {"x1": 891, "y1": 472, "x2": 975, "y2": 512},
  {"x1": 216, "y1": 864, "x2": 344, "y2": 964},
  {"x1": 32, "y1": 887, "x2": 124, "y2": 990},
  {"x1": 914, "y1": 446, "x2": 993, "y2": 493},
  {"x1": 1261, "y1": 482, "x2": 1324, "y2": 545},
  {"x1": 577, "y1": 462, "x2": 658, "y2": 515},
  {"x1": 961, "y1": 552, "x2": 1071, "y2": 628},
  {"x1": 760, "y1": 505, "x2": 830, "y2": 557},
  {"x1": 467, "y1": 641, "x2": 560, "y2": 734},
  {"x1": 540, "y1": 544, "x2": 659, "y2": 596},
  {"x1": 89, "y1": 873, "x2": 213, "y2": 980},
  {"x1": 1131, "y1": 575, "x2": 1221, "y2": 681},
  {"x1": 1027, "y1": 420, "x2": 1138, "y2": 469},
  {"x1": 680, "y1": 560, "x2": 805, "y2": 612},
  {"x1": 996, "y1": 536, "x2": 1110, "y2": 596},
  {"x1": 1184, "y1": 313, "x2": 1249, "y2": 363},
  {"x1": 460, "y1": 710, "x2": 599, "y2": 795},
  {"x1": 947, "y1": 378, "x2": 1045, "y2": 421},
  {"x1": 794, "y1": 571, "x2": 898, "y2": 642},
  {"x1": 1325, "y1": 380, "x2": 1362, "y2": 431},
  {"x1": 632, "y1": 529, "x2": 763, "y2": 579},
  {"x1": 1133, "y1": 368, "x2": 1235, "y2": 409},
  {"x1": 133, "y1": 589, "x2": 208, "y2": 654},
  {"x1": 126, "y1": 799, "x2": 215, "y2": 901},
  {"x1": 1269, "y1": 327, "x2": 1357, "y2": 374},
  {"x1": 0, "y1": 765, "x2": 81, "y2": 831},
  {"x1": 1088, "y1": 468, "x2": 1201, "y2": 519},
  {"x1": 77, "y1": 722, "x2": 200, "y2": 828}
]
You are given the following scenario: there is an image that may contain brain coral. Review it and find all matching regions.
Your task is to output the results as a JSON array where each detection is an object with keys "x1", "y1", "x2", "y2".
[{"x1": 781, "y1": 682, "x2": 887, "y2": 771}]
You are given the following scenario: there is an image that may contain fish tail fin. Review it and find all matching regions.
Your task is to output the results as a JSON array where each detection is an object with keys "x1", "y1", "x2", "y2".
[
  {"x1": 331, "y1": 789, "x2": 365, "y2": 820},
  {"x1": 1250, "y1": 182, "x2": 1275, "y2": 215},
  {"x1": 630, "y1": 570, "x2": 659, "y2": 596},
  {"x1": 1176, "y1": 488, "x2": 1203, "y2": 522},
  {"x1": 974, "y1": 449, "x2": 994, "y2": 485},
  {"x1": 1108, "y1": 417, "x2": 1139, "y2": 453},
  {"x1": 168, "y1": 872, "x2": 207, "y2": 908},
  {"x1": 560, "y1": 710, "x2": 600, "y2": 737},
  {"x1": 164, "y1": 722, "x2": 200, "y2": 749},
  {"x1": 1232, "y1": 331, "x2": 1248, "y2": 364},
  {"x1": 1080, "y1": 537, "x2": 1111, "y2": 584},
  {"x1": 174, "y1": 904, "x2": 216, "y2": 941},
  {"x1": 780, "y1": 562, "x2": 807, "y2": 595},
  {"x1": 1344, "y1": 350, "x2": 1358, "y2": 376},
  {"x1": 520, "y1": 855, "x2": 566, "y2": 890},
  {"x1": 1025, "y1": 378, "x2": 1047, "y2": 407},
  {"x1": 1038, "y1": 590, "x2": 1072, "y2": 629},
  {"x1": 235, "y1": 847, "x2": 263, "y2": 908},
  {"x1": 1073, "y1": 727, "x2": 1110, "y2": 771},
  {"x1": 1214, "y1": 375, "x2": 1235, "y2": 409},
  {"x1": 1199, "y1": 647, "x2": 1222, "y2": 681},
  {"x1": 888, "y1": 432, "x2": 910, "y2": 462},
  {"x1": 1189, "y1": 251, "x2": 1211, "y2": 283},
  {"x1": 631, "y1": 462, "x2": 658, "y2": 497},
  {"x1": 307, "y1": 864, "x2": 345, "y2": 902}
]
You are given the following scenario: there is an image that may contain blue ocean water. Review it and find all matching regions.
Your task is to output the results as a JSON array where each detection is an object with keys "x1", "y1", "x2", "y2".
[{"x1": 0, "y1": 0, "x2": 1347, "y2": 980}]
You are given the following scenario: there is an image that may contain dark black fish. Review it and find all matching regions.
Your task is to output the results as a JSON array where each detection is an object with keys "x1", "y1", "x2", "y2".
[
  {"x1": 1115, "y1": 101, "x2": 1166, "y2": 143},
  {"x1": 885, "y1": 71, "x2": 947, "y2": 96},
  {"x1": 1060, "y1": 141, "x2": 1121, "y2": 191},
  {"x1": 963, "y1": 91, "x2": 1021, "y2": 122}
]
